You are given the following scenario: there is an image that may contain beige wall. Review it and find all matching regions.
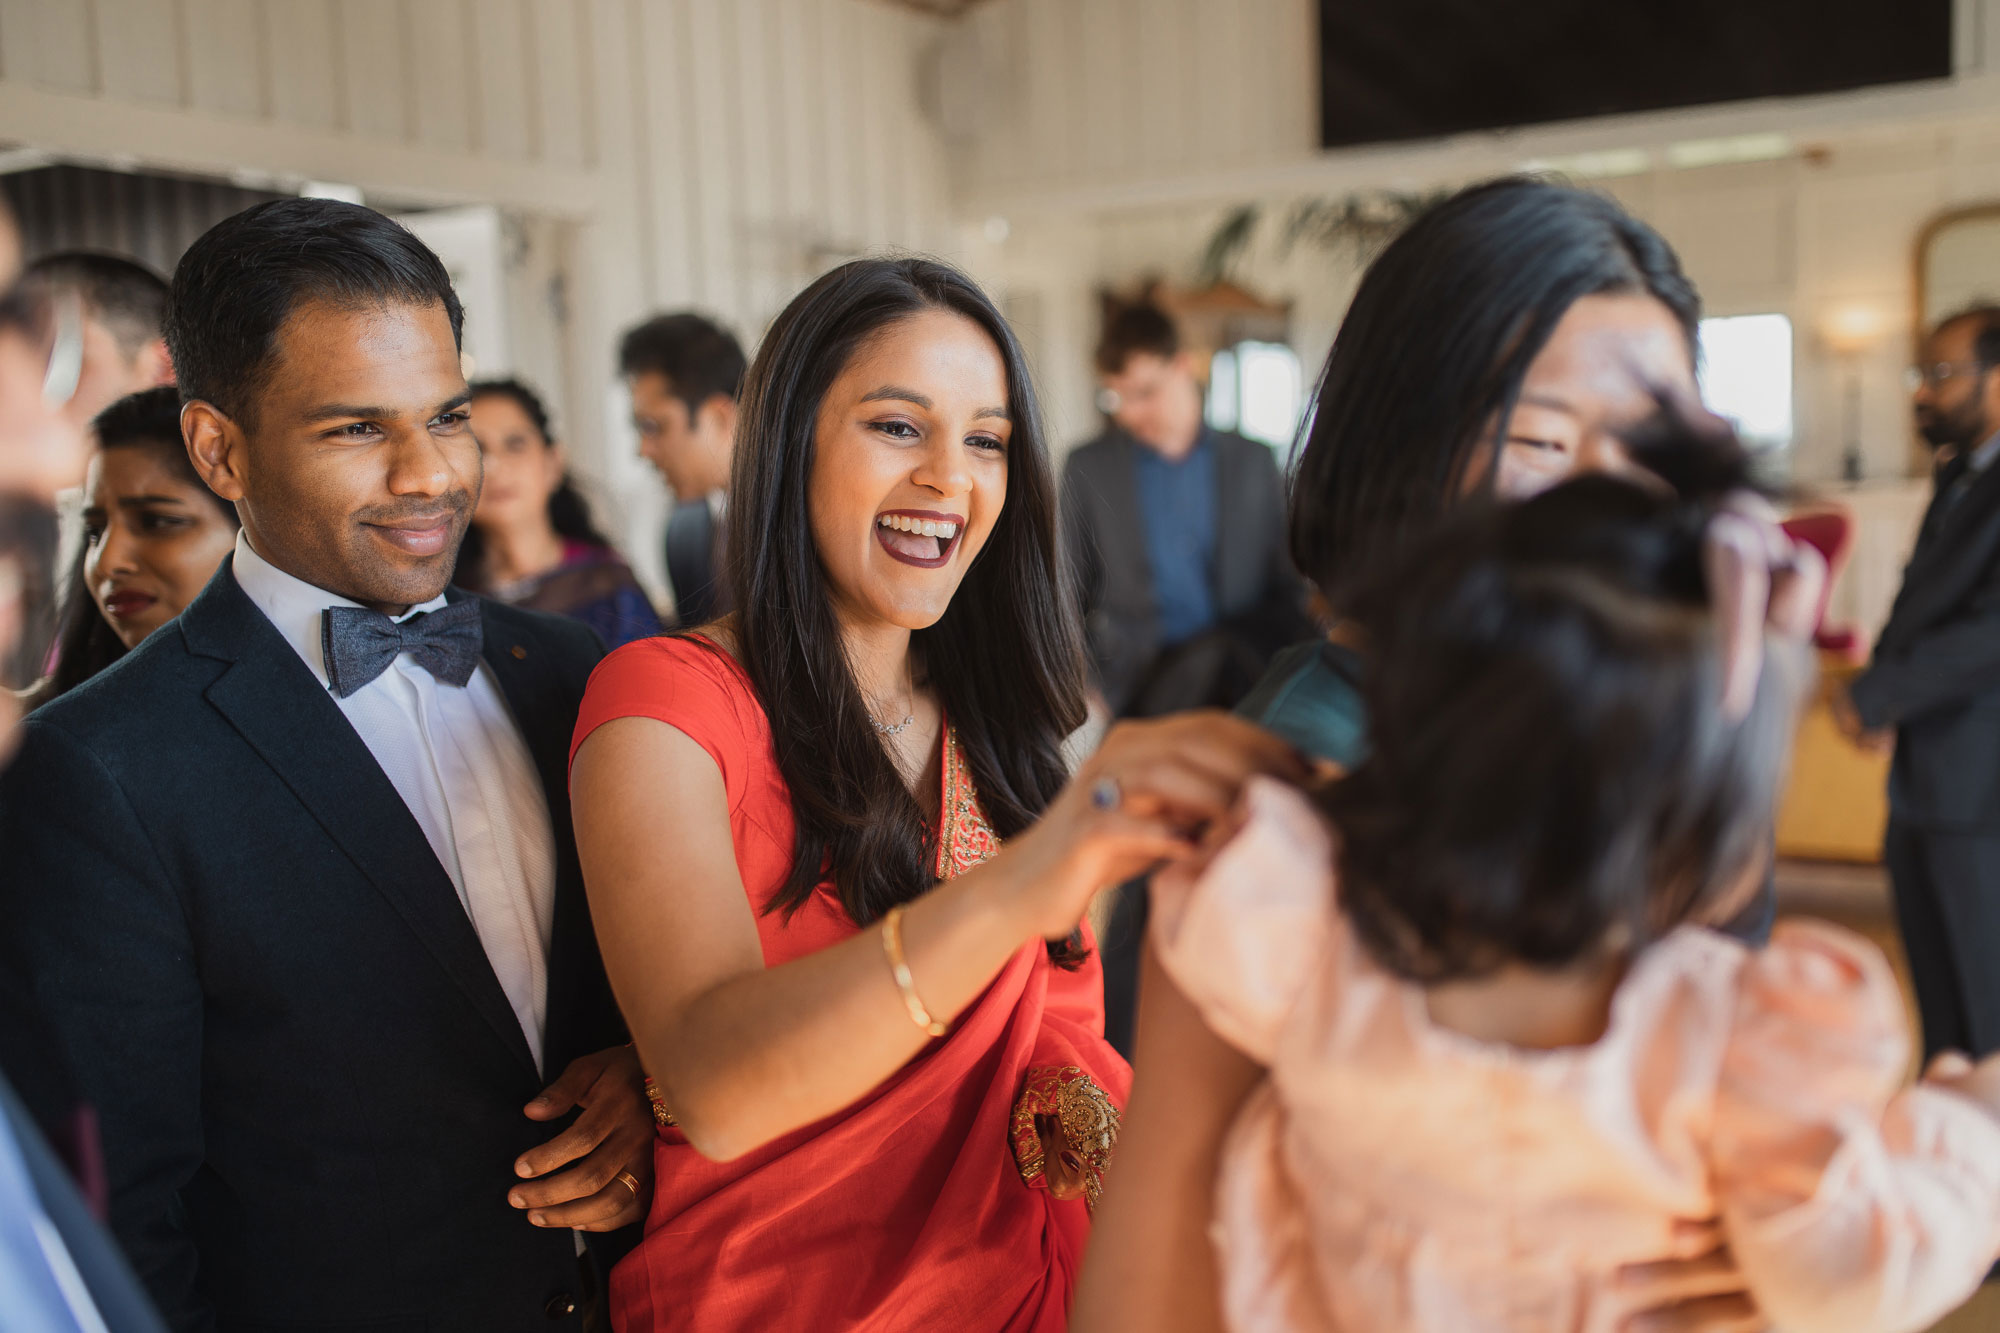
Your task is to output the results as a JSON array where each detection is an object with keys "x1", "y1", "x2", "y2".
[
  {"x1": 0, "y1": 0, "x2": 959, "y2": 599},
  {"x1": 954, "y1": 0, "x2": 2000, "y2": 468}
]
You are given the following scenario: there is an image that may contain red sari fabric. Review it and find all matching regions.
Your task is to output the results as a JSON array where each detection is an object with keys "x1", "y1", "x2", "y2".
[{"x1": 570, "y1": 635, "x2": 1131, "y2": 1332}]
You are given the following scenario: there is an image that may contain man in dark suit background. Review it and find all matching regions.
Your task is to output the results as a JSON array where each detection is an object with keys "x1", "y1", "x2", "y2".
[
  {"x1": 0, "y1": 199, "x2": 651, "y2": 1331},
  {"x1": 1061, "y1": 303, "x2": 1309, "y2": 719},
  {"x1": 619, "y1": 312, "x2": 745, "y2": 628},
  {"x1": 1062, "y1": 303, "x2": 1311, "y2": 1057},
  {"x1": 1842, "y1": 304, "x2": 2000, "y2": 1064}
]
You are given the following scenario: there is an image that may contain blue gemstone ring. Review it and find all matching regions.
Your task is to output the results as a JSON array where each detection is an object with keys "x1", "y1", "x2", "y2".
[{"x1": 1089, "y1": 777, "x2": 1122, "y2": 811}]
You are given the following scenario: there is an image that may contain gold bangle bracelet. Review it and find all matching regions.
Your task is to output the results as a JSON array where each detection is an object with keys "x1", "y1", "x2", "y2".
[{"x1": 881, "y1": 905, "x2": 947, "y2": 1037}]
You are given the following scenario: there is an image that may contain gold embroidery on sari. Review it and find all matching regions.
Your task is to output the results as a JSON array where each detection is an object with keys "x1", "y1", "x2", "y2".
[
  {"x1": 936, "y1": 723, "x2": 1001, "y2": 881},
  {"x1": 1010, "y1": 1064, "x2": 1122, "y2": 1213}
]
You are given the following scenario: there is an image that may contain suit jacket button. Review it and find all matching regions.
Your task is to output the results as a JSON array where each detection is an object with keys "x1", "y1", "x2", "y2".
[{"x1": 545, "y1": 1292, "x2": 578, "y2": 1319}]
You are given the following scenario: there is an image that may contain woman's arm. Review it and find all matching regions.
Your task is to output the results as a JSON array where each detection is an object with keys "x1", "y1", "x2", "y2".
[
  {"x1": 1072, "y1": 943, "x2": 1264, "y2": 1333},
  {"x1": 574, "y1": 711, "x2": 1302, "y2": 1162}
]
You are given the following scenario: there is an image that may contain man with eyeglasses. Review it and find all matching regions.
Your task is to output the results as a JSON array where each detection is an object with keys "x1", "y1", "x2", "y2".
[{"x1": 1841, "y1": 303, "x2": 2000, "y2": 1066}]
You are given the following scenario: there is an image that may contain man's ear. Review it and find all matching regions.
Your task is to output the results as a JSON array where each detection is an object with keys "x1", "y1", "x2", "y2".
[
  {"x1": 699, "y1": 394, "x2": 739, "y2": 446},
  {"x1": 182, "y1": 400, "x2": 248, "y2": 503}
]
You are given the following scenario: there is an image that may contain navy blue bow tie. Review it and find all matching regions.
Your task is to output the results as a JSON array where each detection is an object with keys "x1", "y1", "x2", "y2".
[{"x1": 321, "y1": 600, "x2": 484, "y2": 699}]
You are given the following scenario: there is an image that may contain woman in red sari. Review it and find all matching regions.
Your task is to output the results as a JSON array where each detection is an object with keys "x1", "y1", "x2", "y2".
[{"x1": 570, "y1": 257, "x2": 1303, "y2": 1331}]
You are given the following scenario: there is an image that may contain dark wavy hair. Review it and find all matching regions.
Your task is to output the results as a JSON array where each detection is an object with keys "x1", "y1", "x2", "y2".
[
  {"x1": 1320, "y1": 414, "x2": 1805, "y2": 983},
  {"x1": 41, "y1": 387, "x2": 237, "y2": 704},
  {"x1": 722, "y1": 257, "x2": 1087, "y2": 958},
  {"x1": 165, "y1": 197, "x2": 462, "y2": 428},
  {"x1": 1290, "y1": 176, "x2": 1701, "y2": 608},
  {"x1": 454, "y1": 378, "x2": 614, "y2": 589}
]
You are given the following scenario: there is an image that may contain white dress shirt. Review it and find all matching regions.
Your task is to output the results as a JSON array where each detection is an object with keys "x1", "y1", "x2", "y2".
[{"x1": 232, "y1": 533, "x2": 559, "y2": 1072}]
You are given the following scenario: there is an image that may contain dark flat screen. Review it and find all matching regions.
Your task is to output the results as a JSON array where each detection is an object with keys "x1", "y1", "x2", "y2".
[{"x1": 1319, "y1": 0, "x2": 1953, "y2": 148}]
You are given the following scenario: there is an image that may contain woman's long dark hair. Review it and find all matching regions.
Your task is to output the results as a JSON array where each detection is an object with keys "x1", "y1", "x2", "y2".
[
  {"x1": 1290, "y1": 176, "x2": 1701, "y2": 608},
  {"x1": 455, "y1": 378, "x2": 615, "y2": 589},
  {"x1": 725, "y1": 257, "x2": 1087, "y2": 955},
  {"x1": 42, "y1": 386, "x2": 237, "y2": 703}
]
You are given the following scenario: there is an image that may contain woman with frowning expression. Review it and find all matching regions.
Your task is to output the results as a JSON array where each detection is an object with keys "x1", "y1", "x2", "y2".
[
  {"x1": 569, "y1": 258, "x2": 1303, "y2": 1332},
  {"x1": 34, "y1": 385, "x2": 238, "y2": 705}
]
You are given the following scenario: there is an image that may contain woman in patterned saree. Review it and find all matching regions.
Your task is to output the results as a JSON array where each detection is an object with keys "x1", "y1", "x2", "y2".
[{"x1": 569, "y1": 257, "x2": 1304, "y2": 1331}]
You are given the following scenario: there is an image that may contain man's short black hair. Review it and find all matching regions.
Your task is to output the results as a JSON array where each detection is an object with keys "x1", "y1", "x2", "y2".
[
  {"x1": 1938, "y1": 303, "x2": 2000, "y2": 375},
  {"x1": 618, "y1": 312, "x2": 746, "y2": 415},
  {"x1": 24, "y1": 251, "x2": 169, "y2": 356},
  {"x1": 164, "y1": 198, "x2": 463, "y2": 426},
  {"x1": 1094, "y1": 303, "x2": 1180, "y2": 377}
]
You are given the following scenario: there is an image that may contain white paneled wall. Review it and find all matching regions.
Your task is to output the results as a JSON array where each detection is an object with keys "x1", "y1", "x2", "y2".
[
  {"x1": 0, "y1": 0, "x2": 959, "y2": 599},
  {"x1": 955, "y1": 0, "x2": 1318, "y2": 211}
]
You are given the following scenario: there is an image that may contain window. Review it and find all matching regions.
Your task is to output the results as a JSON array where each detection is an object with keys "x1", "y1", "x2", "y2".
[
  {"x1": 1206, "y1": 340, "x2": 1305, "y2": 453},
  {"x1": 1698, "y1": 313, "x2": 1793, "y2": 452}
]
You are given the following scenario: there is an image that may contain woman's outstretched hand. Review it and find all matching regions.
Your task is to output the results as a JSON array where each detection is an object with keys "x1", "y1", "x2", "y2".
[{"x1": 996, "y1": 711, "x2": 1309, "y2": 940}]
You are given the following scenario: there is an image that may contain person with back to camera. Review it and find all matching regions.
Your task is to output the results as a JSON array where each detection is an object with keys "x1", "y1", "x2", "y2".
[
  {"x1": 21, "y1": 251, "x2": 176, "y2": 433},
  {"x1": 1078, "y1": 410, "x2": 2000, "y2": 1333},
  {"x1": 0, "y1": 218, "x2": 171, "y2": 1333}
]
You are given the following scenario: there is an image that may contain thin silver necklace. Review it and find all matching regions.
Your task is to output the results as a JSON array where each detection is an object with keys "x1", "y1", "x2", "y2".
[{"x1": 868, "y1": 686, "x2": 916, "y2": 736}]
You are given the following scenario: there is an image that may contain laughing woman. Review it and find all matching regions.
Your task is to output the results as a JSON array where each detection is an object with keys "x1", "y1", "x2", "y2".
[{"x1": 569, "y1": 258, "x2": 1302, "y2": 1331}]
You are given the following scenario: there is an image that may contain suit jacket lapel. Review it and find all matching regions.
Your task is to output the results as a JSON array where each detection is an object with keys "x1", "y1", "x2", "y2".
[{"x1": 183, "y1": 567, "x2": 540, "y2": 1077}]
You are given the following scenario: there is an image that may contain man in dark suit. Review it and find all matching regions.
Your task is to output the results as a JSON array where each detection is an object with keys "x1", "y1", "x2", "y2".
[
  {"x1": 1061, "y1": 303, "x2": 1310, "y2": 719},
  {"x1": 1842, "y1": 304, "x2": 2000, "y2": 1063},
  {"x1": 619, "y1": 312, "x2": 745, "y2": 628},
  {"x1": 0, "y1": 199, "x2": 651, "y2": 1331}
]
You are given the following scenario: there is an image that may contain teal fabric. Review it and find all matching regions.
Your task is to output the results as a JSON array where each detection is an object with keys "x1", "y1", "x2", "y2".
[{"x1": 1236, "y1": 637, "x2": 1368, "y2": 765}]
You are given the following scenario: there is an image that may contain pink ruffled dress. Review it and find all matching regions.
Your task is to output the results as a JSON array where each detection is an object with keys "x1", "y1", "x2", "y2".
[{"x1": 1151, "y1": 779, "x2": 2000, "y2": 1333}]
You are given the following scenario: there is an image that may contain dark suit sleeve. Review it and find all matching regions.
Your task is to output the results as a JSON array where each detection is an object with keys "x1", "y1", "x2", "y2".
[
  {"x1": 1849, "y1": 558, "x2": 2000, "y2": 728},
  {"x1": 1060, "y1": 454, "x2": 1103, "y2": 624},
  {"x1": 0, "y1": 719, "x2": 211, "y2": 1331}
]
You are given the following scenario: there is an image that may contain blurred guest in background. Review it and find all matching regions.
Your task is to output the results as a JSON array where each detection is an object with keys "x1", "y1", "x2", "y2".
[
  {"x1": 31, "y1": 386, "x2": 238, "y2": 706},
  {"x1": 1061, "y1": 302, "x2": 1308, "y2": 719},
  {"x1": 0, "y1": 198, "x2": 645, "y2": 1332},
  {"x1": 0, "y1": 207, "x2": 172, "y2": 1333},
  {"x1": 22, "y1": 251, "x2": 174, "y2": 433},
  {"x1": 619, "y1": 312, "x2": 744, "y2": 627},
  {"x1": 1841, "y1": 305, "x2": 2000, "y2": 1064},
  {"x1": 458, "y1": 377, "x2": 660, "y2": 648}
]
